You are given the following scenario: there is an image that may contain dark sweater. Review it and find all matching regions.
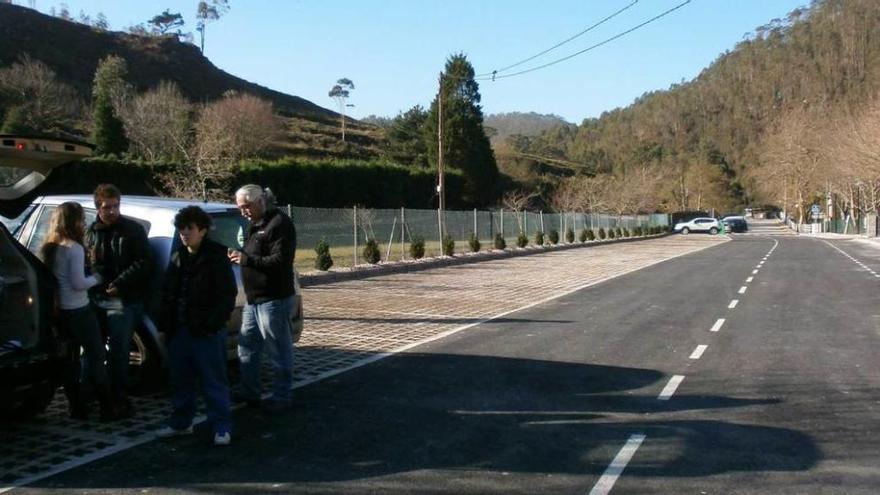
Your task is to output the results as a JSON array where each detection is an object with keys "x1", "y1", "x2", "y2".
[
  {"x1": 159, "y1": 238, "x2": 237, "y2": 337},
  {"x1": 239, "y1": 207, "x2": 297, "y2": 304}
]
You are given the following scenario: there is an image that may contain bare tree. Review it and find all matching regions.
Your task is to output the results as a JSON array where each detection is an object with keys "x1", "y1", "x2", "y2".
[
  {"x1": 118, "y1": 81, "x2": 192, "y2": 162},
  {"x1": 0, "y1": 55, "x2": 81, "y2": 134},
  {"x1": 501, "y1": 189, "x2": 537, "y2": 233},
  {"x1": 165, "y1": 92, "x2": 278, "y2": 200}
]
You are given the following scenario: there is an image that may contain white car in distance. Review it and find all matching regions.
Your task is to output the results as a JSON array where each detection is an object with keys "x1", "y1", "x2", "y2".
[{"x1": 673, "y1": 217, "x2": 720, "y2": 235}]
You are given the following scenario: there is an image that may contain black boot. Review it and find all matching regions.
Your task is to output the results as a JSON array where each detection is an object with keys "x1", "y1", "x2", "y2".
[{"x1": 97, "y1": 385, "x2": 124, "y2": 422}]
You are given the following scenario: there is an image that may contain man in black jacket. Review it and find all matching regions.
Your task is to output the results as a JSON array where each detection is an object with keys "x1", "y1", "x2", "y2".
[
  {"x1": 156, "y1": 206, "x2": 236, "y2": 446},
  {"x1": 228, "y1": 184, "x2": 297, "y2": 411},
  {"x1": 85, "y1": 184, "x2": 150, "y2": 416}
]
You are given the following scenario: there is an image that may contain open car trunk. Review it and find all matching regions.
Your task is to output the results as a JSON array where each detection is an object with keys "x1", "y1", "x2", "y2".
[{"x1": 0, "y1": 135, "x2": 92, "y2": 354}]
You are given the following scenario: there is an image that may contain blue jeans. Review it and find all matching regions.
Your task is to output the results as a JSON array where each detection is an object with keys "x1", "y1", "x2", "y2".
[
  {"x1": 99, "y1": 301, "x2": 142, "y2": 401},
  {"x1": 61, "y1": 305, "x2": 110, "y2": 391},
  {"x1": 167, "y1": 327, "x2": 232, "y2": 435},
  {"x1": 237, "y1": 296, "x2": 295, "y2": 404}
]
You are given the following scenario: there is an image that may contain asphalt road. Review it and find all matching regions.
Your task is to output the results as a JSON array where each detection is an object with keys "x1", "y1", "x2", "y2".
[{"x1": 21, "y1": 232, "x2": 880, "y2": 494}]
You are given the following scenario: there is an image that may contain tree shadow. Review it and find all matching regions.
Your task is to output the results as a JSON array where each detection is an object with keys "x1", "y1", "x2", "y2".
[{"x1": 32, "y1": 352, "x2": 818, "y2": 491}]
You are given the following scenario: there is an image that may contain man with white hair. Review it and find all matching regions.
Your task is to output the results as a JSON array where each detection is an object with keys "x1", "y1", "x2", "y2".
[{"x1": 228, "y1": 184, "x2": 297, "y2": 411}]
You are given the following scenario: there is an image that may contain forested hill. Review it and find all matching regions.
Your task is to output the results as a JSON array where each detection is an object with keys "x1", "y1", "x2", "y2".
[
  {"x1": 509, "y1": 0, "x2": 880, "y2": 214},
  {"x1": 484, "y1": 112, "x2": 570, "y2": 142},
  {"x1": 0, "y1": 2, "x2": 332, "y2": 119}
]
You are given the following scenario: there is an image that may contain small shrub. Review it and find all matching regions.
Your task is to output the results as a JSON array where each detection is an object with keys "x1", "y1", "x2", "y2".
[
  {"x1": 442, "y1": 234, "x2": 455, "y2": 256},
  {"x1": 548, "y1": 229, "x2": 559, "y2": 244},
  {"x1": 633, "y1": 227, "x2": 642, "y2": 237},
  {"x1": 565, "y1": 227, "x2": 575, "y2": 243},
  {"x1": 579, "y1": 229, "x2": 587, "y2": 242},
  {"x1": 362, "y1": 239, "x2": 381, "y2": 264},
  {"x1": 516, "y1": 232, "x2": 528, "y2": 248},
  {"x1": 314, "y1": 238, "x2": 334, "y2": 271},
  {"x1": 494, "y1": 233, "x2": 507, "y2": 250},
  {"x1": 468, "y1": 232, "x2": 481, "y2": 252},
  {"x1": 534, "y1": 230, "x2": 544, "y2": 245},
  {"x1": 616, "y1": 227, "x2": 623, "y2": 238},
  {"x1": 598, "y1": 228, "x2": 606, "y2": 240},
  {"x1": 608, "y1": 228, "x2": 616, "y2": 239},
  {"x1": 623, "y1": 228, "x2": 630, "y2": 238},
  {"x1": 410, "y1": 237, "x2": 425, "y2": 259},
  {"x1": 586, "y1": 229, "x2": 596, "y2": 241}
]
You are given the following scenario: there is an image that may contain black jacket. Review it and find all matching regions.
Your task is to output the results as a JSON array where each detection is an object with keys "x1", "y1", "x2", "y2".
[
  {"x1": 159, "y1": 238, "x2": 237, "y2": 337},
  {"x1": 85, "y1": 216, "x2": 151, "y2": 303},
  {"x1": 239, "y1": 207, "x2": 296, "y2": 304}
]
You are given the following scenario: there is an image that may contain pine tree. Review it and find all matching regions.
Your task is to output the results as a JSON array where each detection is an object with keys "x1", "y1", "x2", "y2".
[
  {"x1": 91, "y1": 56, "x2": 129, "y2": 156},
  {"x1": 424, "y1": 54, "x2": 499, "y2": 206}
]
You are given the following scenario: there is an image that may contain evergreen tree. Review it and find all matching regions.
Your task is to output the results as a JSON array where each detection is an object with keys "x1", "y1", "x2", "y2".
[
  {"x1": 424, "y1": 54, "x2": 499, "y2": 206},
  {"x1": 91, "y1": 56, "x2": 129, "y2": 156}
]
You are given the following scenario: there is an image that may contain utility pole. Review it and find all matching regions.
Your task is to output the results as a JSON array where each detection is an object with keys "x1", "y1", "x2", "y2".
[{"x1": 437, "y1": 74, "x2": 445, "y2": 241}]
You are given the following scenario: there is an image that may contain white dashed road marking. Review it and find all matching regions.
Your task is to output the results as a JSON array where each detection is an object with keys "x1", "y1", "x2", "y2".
[
  {"x1": 658, "y1": 375, "x2": 685, "y2": 400},
  {"x1": 710, "y1": 318, "x2": 725, "y2": 332},
  {"x1": 589, "y1": 434, "x2": 647, "y2": 495},
  {"x1": 689, "y1": 345, "x2": 708, "y2": 359},
  {"x1": 738, "y1": 286, "x2": 747, "y2": 294},
  {"x1": 728, "y1": 300, "x2": 738, "y2": 309}
]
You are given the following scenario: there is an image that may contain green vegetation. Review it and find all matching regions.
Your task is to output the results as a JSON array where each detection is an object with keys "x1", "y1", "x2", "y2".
[
  {"x1": 548, "y1": 229, "x2": 559, "y2": 245},
  {"x1": 467, "y1": 232, "x2": 481, "y2": 252},
  {"x1": 442, "y1": 234, "x2": 455, "y2": 256},
  {"x1": 493, "y1": 233, "x2": 506, "y2": 250},
  {"x1": 363, "y1": 239, "x2": 381, "y2": 264},
  {"x1": 516, "y1": 232, "x2": 528, "y2": 248},
  {"x1": 409, "y1": 237, "x2": 426, "y2": 259},
  {"x1": 314, "y1": 238, "x2": 334, "y2": 271},
  {"x1": 534, "y1": 230, "x2": 544, "y2": 245}
]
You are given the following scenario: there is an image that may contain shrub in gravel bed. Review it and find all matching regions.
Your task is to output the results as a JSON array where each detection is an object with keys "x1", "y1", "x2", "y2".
[
  {"x1": 565, "y1": 227, "x2": 575, "y2": 243},
  {"x1": 608, "y1": 229, "x2": 616, "y2": 239},
  {"x1": 410, "y1": 237, "x2": 425, "y2": 259},
  {"x1": 534, "y1": 231, "x2": 544, "y2": 245},
  {"x1": 548, "y1": 229, "x2": 559, "y2": 244},
  {"x1": 442, "y1": 234, "x2": 455, "y2": 256},
  {"x1": 598, "y1": 228, "x2": 606, "y2": 240},
  {"x1": 516, "y1": 232, "x2": 528, "y2": 248},
  {"x1": 586, "y1": 229, "x2": 596, "y2": 241},
  {"x1": 579, "y1": 229, "x2": 587, "y2": 242},
  {"x1": 315, "y1": 238, "x2": 334, "y2": 271},
  {"x1": 623, "y1": 228, "x2": 630, "y2": 237},
  {"x1": 363, "y1": 239, "x2": 381, "y2": 264},
  {"x1": 616, "y1": 227, "x2": 624, "y2": 238},
  {"x1": 494, "y1": 233, "x2": 506, "y2": 250},
  {"x1": 468, "y1": 232, "x2": 481, "y2": 252}
]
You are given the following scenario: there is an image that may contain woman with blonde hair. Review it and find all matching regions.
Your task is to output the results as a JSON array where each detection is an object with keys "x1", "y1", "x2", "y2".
[{"x1": 40, "y1": 202, "x2": 122, "y2": 421}]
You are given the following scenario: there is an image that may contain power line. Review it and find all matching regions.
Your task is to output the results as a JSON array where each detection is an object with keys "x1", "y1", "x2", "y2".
[
  {"x1": 476, "y1": 0, "x2": 693, "y2": 81},
  {"x1": 477, "y1": 0, "x2": 639, "y2": 78}
]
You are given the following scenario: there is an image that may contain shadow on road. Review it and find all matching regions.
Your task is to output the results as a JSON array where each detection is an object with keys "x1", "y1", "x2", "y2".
[{"x1": 32, "y1": 351, "x2": 818, "y2": 492}]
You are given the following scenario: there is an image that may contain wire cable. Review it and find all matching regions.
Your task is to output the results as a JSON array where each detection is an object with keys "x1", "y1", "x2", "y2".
[
  {"x1": 477, "y1": 0, "x2": 639, "y2": 78},
  {"x1": 476, "y1": 0, "x2": 692, "y2": 81}
]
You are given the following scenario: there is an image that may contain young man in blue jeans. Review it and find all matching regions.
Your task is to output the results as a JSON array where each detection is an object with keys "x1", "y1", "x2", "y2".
[
  {"x1": 156, "y1": 206, "x2": 237, "y2": 445},
  {"x1": 228, "y1": 184, "x2": 297, "y2": 411}
]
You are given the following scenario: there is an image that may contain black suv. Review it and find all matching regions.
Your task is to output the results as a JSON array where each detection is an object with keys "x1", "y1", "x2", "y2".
[{"x1": 0, "y1": 135, "x2": 93, "y2": 418}]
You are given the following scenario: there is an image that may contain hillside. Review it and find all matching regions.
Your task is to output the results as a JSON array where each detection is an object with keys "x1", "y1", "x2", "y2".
[
  {"x1": 509, "y1": 0, "x2": 880, "y2": 213},
  {"x1": 0, "y1": 2, "x2": 383, "y2": 159},
  {"x1": 484, "y1": 112, "x2": 570, "y2": 143}
]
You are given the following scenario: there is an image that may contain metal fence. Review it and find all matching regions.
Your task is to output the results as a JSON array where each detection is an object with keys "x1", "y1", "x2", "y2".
[{"x1": 286, "y1": 205, "x2": 669, "y2": 270}]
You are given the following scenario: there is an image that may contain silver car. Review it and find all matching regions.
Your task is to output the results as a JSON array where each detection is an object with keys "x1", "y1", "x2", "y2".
[{"x1": 11, "y1": 194, "x2": 304, "y2": 389}]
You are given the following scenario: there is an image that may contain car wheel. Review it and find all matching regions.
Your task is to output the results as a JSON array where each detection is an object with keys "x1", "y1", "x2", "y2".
[
  {"x1": 709, "y1": 227, "x2": 718, "y2": 235},
  {"x1": 681, "y1": 227, "x2": 690, "y2": 235},
  {"x1": 128, "y1": 327, "x2": 163, "y2": 393}
]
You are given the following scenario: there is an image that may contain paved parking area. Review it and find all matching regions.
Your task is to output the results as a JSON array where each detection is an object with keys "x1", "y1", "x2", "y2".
[{"x1": 0, "y1": 235, "x2": 726, "y2": 491}]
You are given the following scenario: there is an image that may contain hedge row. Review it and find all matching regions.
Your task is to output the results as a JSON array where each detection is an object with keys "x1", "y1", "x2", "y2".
[{"x1": 38, "y1": 156, "x2": 465, "y2": 209}]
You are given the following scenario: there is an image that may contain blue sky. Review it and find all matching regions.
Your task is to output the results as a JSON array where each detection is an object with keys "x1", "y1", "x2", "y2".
[{"x1": 36, "y1": 0, "x2": 807, "y2": 123}]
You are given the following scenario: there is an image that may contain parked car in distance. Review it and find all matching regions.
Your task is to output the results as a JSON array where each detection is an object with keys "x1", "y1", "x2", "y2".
[
  {"x1": 673, "y1": 217, "x2": 720, "y2": 235},
  {"x1": 722, "y1": 216, "x2": 748, "y2": 233}
]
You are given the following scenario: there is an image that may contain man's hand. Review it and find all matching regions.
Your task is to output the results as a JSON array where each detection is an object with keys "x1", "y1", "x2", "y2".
[
  {"x1": 106, "y1": 285, "x2": 119, "y2": 297},
  {"x1": 228, "y1": 249, "x2": 242, "y2": 264}
]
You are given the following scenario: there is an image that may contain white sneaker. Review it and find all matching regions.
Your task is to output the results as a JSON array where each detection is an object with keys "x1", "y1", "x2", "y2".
[
  {"x1": 213, "y1": 432, "x2": 231, "y2": 446},
  {"x1": 156, "y1": 425, "x2": 193, "y2": 438}
]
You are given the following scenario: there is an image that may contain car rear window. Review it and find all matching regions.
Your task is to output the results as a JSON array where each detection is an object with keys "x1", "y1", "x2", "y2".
[{"x1": 209, "y1": 210, "x2": 249, "y2": 250}]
